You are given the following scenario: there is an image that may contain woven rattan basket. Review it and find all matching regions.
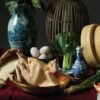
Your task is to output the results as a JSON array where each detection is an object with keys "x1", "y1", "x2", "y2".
[{"x1": 45, "y1": 0, "x2": 89, "y2": 44}]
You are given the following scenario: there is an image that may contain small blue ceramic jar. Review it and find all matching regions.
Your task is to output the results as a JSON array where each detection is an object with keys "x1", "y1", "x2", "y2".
[
  {"x1": 71, "y1": 46, "x2": 87, "y2": 78},
  {"x1": 58, "y1": 46, "x2": 87, "y2": 79}
]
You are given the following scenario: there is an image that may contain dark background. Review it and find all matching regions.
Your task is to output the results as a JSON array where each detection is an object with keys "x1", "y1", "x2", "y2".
[{"x1": 0, "y1": 0, "x2": 100, "y2": 48}]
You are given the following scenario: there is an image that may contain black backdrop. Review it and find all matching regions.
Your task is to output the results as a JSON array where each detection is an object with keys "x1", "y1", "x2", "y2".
[{"x1": 0, "y1": 0, "x2": 100, "y2": 48}]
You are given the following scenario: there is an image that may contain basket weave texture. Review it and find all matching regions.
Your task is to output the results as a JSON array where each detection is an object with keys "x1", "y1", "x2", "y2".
[{"x1": 45, "y1": 0, "x2": 89, "y2": 44}]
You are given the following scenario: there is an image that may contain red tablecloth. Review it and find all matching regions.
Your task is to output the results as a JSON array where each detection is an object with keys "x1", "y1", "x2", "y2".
[
  {"x1": 0, "y1": 80, "x2": 97, "y2": 100},
  {"x1": 0, "y1": 49, "x2": 97, "y2": 100}
]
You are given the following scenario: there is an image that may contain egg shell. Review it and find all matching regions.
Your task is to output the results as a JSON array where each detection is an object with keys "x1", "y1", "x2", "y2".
[
  {"x1": 39, "y1": 46, "x2": 51, "y2": 54},
  {"x1": 30, "y1": 47, "x2": 39, "y2": 58},
  {"x1": 39, "y1": 54, "x2": 48, "y2": 60}
]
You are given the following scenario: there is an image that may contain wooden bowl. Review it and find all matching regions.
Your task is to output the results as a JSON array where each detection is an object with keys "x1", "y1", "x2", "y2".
[
  {"x1": 81, "y1": 24, "x2": 100, "y2": 68},
  {"x1": 94, "y1": 26, "x2": 100, "y2": 63},
  {"x1": 12, "y1": 74, "x2": 71, "y2": 95}
]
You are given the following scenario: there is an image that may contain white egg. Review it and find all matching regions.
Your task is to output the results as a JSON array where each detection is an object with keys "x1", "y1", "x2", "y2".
[
  {"x1": 39, "y1": 54, "x2": 48, "y2": 60},
  {"x1": 30, "y1": 47, "x2": 39, "y2": 58},
  {"x1": 39, "y1": 46, "x2": 50, "y2": 54}
]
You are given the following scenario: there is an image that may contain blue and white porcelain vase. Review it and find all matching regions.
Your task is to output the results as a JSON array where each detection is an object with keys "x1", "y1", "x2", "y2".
[
  {"x1": 59, "y1": 46, "x2": 87, "y2": 79},
  {"x1": 7, "y1": 5, "x2": 37, "y2": 54},
  {"x1": 71, "y1": 46, "x2": 87, "y2": 78}
]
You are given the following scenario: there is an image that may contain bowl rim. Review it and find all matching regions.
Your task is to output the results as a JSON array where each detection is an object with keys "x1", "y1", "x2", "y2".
[
  {"x1": 12, "y1": 78, "x2": 70, "y2": 94},
  {"x1": 13, "y1": 79, "x2": 70, "y2": 88}
]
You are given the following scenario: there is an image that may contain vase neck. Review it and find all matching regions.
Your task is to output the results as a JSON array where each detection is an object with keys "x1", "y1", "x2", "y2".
[
  {"x1": 15, "y1": 4, "x2": 30, "y2": 13},
  {"x1": 75, "y1": 46, "x2": 83, "y2": 62}
]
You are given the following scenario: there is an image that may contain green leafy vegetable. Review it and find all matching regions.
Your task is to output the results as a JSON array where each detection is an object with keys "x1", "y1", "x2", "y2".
[
  {"x1": 31, "y1": 0, "x2": 43, "y2": 8},
  {"x1": 5, "y1": 0, "x2": 44, "y2": 15},
  {"x1": 64, "y1": 71, "x2": 100, "y2": 95},
  {"x1": 55, "y1": 32, "x2": 78, "y2": 70},
  {"x1": 6, "y1": 1, "x2": 18, "y2": 15}
]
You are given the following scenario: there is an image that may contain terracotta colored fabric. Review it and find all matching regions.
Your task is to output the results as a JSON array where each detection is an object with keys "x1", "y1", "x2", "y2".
[{"x1": 0, "y1": 49, "x2": 97, "y2": 100}]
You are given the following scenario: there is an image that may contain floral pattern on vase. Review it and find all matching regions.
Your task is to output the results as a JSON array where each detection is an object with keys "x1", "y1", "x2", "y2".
[{"x1": 8, "y1": 8, "x2": 37, "y2": 54}]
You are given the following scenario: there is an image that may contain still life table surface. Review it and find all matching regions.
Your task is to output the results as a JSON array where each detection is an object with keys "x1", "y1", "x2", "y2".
[
  {"x1": 0, "y1": 80, "x2": 96, "y2": 100},
  {"x1": 0, "y1": 49, "x2": 97, "y2": 100}
]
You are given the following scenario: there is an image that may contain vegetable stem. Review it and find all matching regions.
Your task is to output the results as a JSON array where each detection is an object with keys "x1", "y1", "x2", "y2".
[
  {"x1": 54, "y1": 32, "x2": 78, "y2": 71},
  {"x1": 62, "y1": 52, "x2": 73, "y2": 70},
  {"x1": 64, "y1": 71, "x2": 100, "y2": 95}
]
